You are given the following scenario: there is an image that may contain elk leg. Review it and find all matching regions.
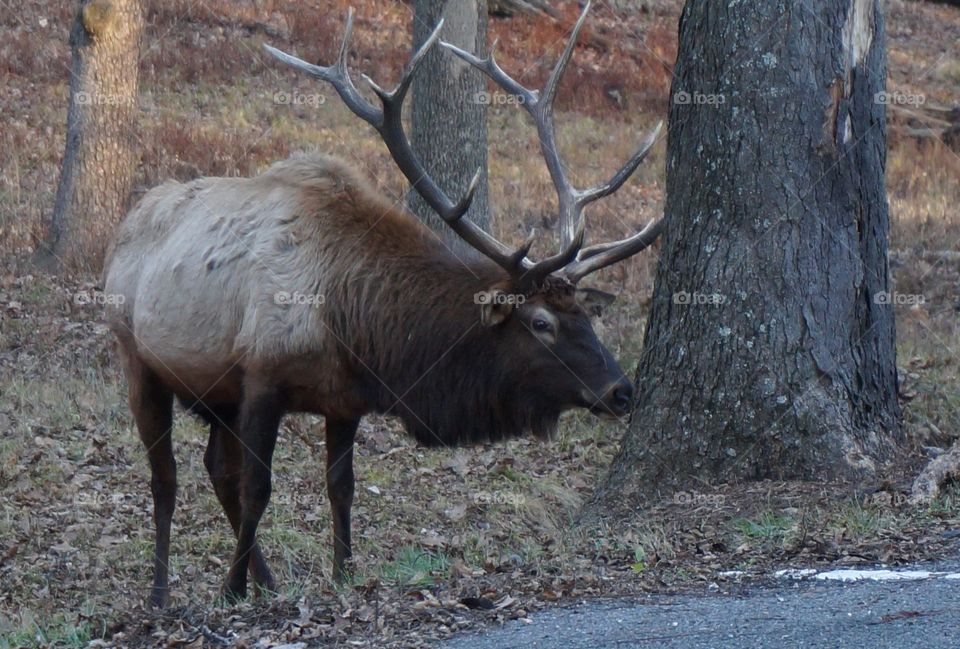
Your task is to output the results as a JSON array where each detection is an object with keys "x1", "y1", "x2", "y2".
[
  {"x1": 203, "y1": 421, "x2": 276, "y2": 594},
  {"x1": 222, "y1": 385, "x2": 283, "y2": 601},
  {"x1": 124, "y1": 352, "x2": 176, "y2": 608},
  {"x1": 326, "y1": 417, "x2": 359, "y2": 583}
]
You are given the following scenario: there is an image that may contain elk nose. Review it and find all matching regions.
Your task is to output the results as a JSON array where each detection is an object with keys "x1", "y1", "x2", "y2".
[{"x1": 609, "y1": 380, "x2": 634, "y2": 414}]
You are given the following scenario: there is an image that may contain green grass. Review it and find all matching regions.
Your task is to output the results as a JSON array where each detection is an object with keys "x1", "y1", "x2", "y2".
[
  {"x1": 732, "y1": 511, "x2": 794, "y2": 541},
  {"x1": 378, "y1": 546, "x2": 452, "y2": 589},
  {"x1": 830, "y1": 501, "x2": 884, "y2": 539},
  {"x1": 0, "y1": 612, "x2": 99, "y2": 649},
  {"x1": 630, "y1": 545, "x2": 647, "y2": 573},
  {"x1": 927, "y1": 483, "x2": 960, "y2": 517}
]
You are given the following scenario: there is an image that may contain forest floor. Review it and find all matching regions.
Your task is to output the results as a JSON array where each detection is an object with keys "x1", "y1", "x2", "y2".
[{"x1": 1, "y1": 0, "x2": 960, "y2": 647}]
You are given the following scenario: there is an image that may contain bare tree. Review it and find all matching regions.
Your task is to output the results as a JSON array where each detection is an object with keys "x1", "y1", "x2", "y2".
[
  {"x1": 595, "y1": 0, "x2": 901, "y2": 510},
  {"x1": 42, "y1": 0, "x2": 143, "y2": 272},
  {"x1": 409, "y1": 0, "x2": 490, "y2": 247}
]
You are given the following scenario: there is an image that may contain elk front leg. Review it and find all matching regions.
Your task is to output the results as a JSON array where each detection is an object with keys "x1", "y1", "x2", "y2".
[
  {"x1": 326, "y1": 418, "x2": 359, "y2": 583},
  {"x1": 222, "y1": 385, "x2": 283, "y2": 601},
  {"x1": 204, "y1": 420, "x2": 276, "y2": 595}
]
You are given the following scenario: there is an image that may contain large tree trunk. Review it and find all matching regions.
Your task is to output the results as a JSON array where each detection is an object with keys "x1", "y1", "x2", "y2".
[
  {"x1": 595, "y1": 0, "x2": 901, "y2": 510},
  {"x1": 42, "y1": 0, "x2": 143, "y2": 273},
  {"x1": 409, "y1": 0, "x2": 490, "y2": 245}
]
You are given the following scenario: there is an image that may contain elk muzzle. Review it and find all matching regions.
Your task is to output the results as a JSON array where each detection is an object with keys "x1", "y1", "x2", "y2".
[{"x1": 585, "y1": 378, "x2": 635, "y2": 418}]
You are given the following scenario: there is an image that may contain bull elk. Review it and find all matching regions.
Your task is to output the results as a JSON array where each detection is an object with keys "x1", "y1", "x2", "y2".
[{"x1": 103, "y1": 1, "x2": 664, "y2": 606}]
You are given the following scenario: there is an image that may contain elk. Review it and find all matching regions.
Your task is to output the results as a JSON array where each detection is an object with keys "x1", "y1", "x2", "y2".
[{"x1": 103, "y1": 2, "x2": 664, "y2": 607}]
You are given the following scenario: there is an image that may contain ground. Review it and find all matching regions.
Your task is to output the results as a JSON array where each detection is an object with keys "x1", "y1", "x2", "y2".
[
  {"x1": 0, "y1": 0, "x2": 959, "y2": 647},
  {"x1": 439, "y1": 562, "x2": 960, "y2": 649}
]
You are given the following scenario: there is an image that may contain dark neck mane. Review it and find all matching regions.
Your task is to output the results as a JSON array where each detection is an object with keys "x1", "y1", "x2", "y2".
[{"x1": 334, "y1": 248, "x2": 558, "y2": 445}]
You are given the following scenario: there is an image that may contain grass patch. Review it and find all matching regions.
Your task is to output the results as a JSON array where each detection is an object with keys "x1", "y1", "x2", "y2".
[
  {"x1": 0, "y1": 612, "x2": 99, "y2": 649},
  {"x1": 378, "y1": 546, "x2": 452, "y2": 590},
  {"x1": 732, "y1": 511, "x2": 795, "y2": 542}
]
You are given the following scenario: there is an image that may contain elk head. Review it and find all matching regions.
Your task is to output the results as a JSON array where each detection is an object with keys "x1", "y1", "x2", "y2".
[{"x1": 265, "y1": 1, "x2": 662, "y2": 425}]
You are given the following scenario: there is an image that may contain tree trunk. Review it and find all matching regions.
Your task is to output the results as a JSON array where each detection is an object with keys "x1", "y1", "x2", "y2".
[
  {"x1": 409, "y1": 0, "x2": 490, "y2": 246},
  {"x1": 595, "y1": 0, "x2": 901, "y2": 510},
  {"x1": 42, "y1": 0, "x2": 143, "y2": 273}
]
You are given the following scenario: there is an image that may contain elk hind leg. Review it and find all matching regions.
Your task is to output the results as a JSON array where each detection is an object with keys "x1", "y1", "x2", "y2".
[
  {"x1": 222, "y1": 384, "x2": 283, "y2": 601},
  {"x1": 124, "y1": 352, "x2": 176, "y2": 608}
]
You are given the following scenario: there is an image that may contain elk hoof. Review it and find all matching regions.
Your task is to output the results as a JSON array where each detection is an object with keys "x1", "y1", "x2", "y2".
[
  {"x1": 332, "y1": 558, "x2": 354, "y2": 585},
  {"x1": 251, "y1": 554, "x2": 276, "y2": 596},
  {"x1": 221, "y1": 584, "x2": 247, "y2": 603},
  {"x1": 252, "y1": 569, "x2": 276, "y2": 598},
  {"x1": 221, "y1": 576, "x2": 248, "y2": 603}
]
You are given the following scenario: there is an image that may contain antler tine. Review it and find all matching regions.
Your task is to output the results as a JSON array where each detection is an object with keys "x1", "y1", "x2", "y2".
[
  {"x1": 564, "y1": 218, "x2": 665, "y2": 283},
  {"x1": 577, "y1": 121, "x2": 663, "y2": 206},
  {"x1": 561, "y1": 121, "x2": 665, "y2": 281},
  {"x1": 540, "y1": 0, "x2": 592, "y2": 116},
  {"x1": 360, "y1": 16, "x2": 444, "y2": 106},
  {"x1": 265, "y1": 10, "x2": 526, "y2": 276},
  {"x1": 441, "y1": 39, "x2": 538, "y2": 106},
  {"x1": 263, "y1": 9, "x2": 380, "y2": 126},
  {"x1": 519, "y1": 217, "x2": 586, "y2": 282}
]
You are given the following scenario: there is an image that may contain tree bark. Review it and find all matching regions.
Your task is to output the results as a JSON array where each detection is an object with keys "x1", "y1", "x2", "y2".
[
  {"x1": 42, "y1": 0, "x2": 143, "y2": 273},
  {"x1": 409, "y1": 0, "x2": 490, "y2": 247},
  {"x1": 595, "y1": 0, "x2": 901, "y2": 511}
]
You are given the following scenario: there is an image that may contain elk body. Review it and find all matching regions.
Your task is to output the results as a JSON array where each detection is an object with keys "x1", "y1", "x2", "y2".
[{"x1": 104, "y1": 2, "x2": 664, "y2": 606}]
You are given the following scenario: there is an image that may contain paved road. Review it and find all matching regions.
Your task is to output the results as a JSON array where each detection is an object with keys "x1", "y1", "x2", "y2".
[{"x1": 442, "y1": 565, "x2": 960, "y2": 649}]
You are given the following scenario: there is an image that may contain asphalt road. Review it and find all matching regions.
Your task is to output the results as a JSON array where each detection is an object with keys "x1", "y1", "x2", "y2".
[{"x1": 441, "y1": 565, "x2": 960, "y2": 649}]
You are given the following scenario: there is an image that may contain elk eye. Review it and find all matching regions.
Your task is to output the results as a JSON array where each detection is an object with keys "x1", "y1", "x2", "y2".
[{"x1": 532, "y1": 318, "x2": 551, "y2": 332}]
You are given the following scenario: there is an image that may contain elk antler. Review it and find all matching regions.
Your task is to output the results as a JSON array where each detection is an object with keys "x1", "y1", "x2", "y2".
[
  {"x1": 265, "y1": 2, "x2": 663, "y2": 289},
  {"x1": 264, "y1": 10, "x2": 530, "y2": 281},
  {"x1": 442, "y1": 0, "x2": 664, "y2": 285}
]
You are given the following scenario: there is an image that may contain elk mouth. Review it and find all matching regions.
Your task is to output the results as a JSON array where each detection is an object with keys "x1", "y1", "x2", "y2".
[
  {"x1": 581, "y1": 387, "x2": 633, "y2": 420},
  {"x1": 588, "y1": 403, "x2": 629, "y2": 420}
]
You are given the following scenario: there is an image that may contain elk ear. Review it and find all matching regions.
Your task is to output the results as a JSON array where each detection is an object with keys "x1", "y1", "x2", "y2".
[
  {"x1": 478, "y1": 289, "x2": 515, "y2": 327},
  {"x1": 575, "y1": 287, "x2": 616, "y2": 316}
]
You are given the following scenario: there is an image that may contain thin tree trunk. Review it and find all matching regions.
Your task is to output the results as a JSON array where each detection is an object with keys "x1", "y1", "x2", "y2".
[
  {"x1": 595, "y1": 0, "x2": 901, "y2": 511},
  {"x1": 42, "y1": 0, "x2": 143, "y2": 273},
  {"x1": 409, "y1": 0, "x2": 490, "y2": 247}
]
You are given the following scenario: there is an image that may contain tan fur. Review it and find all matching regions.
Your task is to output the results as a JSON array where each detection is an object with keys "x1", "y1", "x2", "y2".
[{"x1": 104, "y1": 154, "x2": 454, "y2": 419}]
